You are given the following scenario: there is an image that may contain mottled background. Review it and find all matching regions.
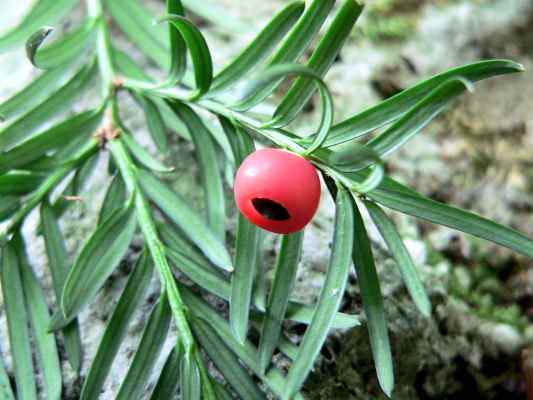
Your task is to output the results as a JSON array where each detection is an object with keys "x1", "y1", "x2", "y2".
[{"x1": 1, "y1": 0, "x2": 532, "y2": 398}]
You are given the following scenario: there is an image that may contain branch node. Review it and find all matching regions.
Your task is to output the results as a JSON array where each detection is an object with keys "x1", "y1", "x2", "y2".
[
  {"x1": 93, "y1": 110, "x2": 122, "y2": 147},
  {"x1": 112, "y1": 76, "x2": 124, "y2": 93}
]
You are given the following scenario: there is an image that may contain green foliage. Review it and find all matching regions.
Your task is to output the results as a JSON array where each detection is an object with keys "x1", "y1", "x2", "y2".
[
  {"x1": 80, "y1": 251, "x2": 153, "y2": 399},
  {"x1": 450, "y1": 264, "x2": 529, "y2": 330},
  {"x1": 259, "y1": 231, "x2": 304, "y2": 373},
  {"x1": 284, "y1": 187, "x2": 355, "y2": 400},
  {"x1": 361, "y1": 0, "x2": 419, "y2": 42},
  {"x1": 116, "y1": 294, "x2": 172, "y2": 399},
  {"x1": 150, "y1": 344, "x2": 182, "y2": 399},
  {"x1": 1, "y1": 237, "x2": 38, "y2": 399},
  {"x1": 0, "y1": 0, "x2": 530, "y2": 399},
  {"x1": 351, "y1": 200, "x2": 394, "y2": 396},
  {"x1": 16, "y1": 235, "x2": 62, "y2": 400}
]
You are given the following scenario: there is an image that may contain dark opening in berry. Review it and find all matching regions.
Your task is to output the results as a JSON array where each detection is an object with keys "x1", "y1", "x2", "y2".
[{"x1": 251, "y1": 198, "x2": 291, "y2": 221}]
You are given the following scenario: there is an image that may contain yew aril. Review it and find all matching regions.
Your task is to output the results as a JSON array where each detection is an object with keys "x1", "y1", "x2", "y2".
[{"x1": 234, "y1": 148, "x2": 321, "y2": 234}]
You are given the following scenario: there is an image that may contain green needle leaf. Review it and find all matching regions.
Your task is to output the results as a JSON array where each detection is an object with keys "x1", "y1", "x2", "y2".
[
  {"x1": 200, "y1": 119, "x2": 252, "y2": 173},
  {"x1": 2, "y1": 143, "x2": 97, "y2": 236},
  {"x1": 210, "y1": 1, "x2": 305, "y2": 93},
  {"x1": 27, "y1": 20, "x2": 96, "y2": 69},
  {"x1": 251, "y1": 316, "x2": 299, "y2": 361},
  {"x1": 236, "y1": 0, "x2": 335, "y2": 109},
  {"x1": 166, "y1": 244, "x2": 358, "y2": 329},
  {"x1": 223, "y1": 110, "x2": 260, "y2": 343},
  {"x1": 0, "y1": 64, "x2": 75, "y2": 120},
  {"x1": 130, "y1": 93, "x2": 173, "y2": 151},
  {"x1": 166, "y1": 247, "x2": 228, "y2": 299},
  {"x1": 0, "y1": 196, "x2": 19, "y2": 223},
  {"x1": 0, "y1": 0, "x2": 78, "y2": 51},
  {"x1": 179, "y1": 356, "x2": 202, "y2": 400},
  {"x1": 192, "y1": 318, "x2": 266, "y2": 400},
  {"x1": 180, "y1": 285, "x2": 305, "y2": 400},
  {"x1": 98, "y1": 174, "x2": 127, "y2": 224},
  {"x1": 258, "y1": 231, "x2": 303, "y2": 373},
  {"x1": 368, "y1": 78, "x2": 473, "y2": 157},
  {"x1": 0, "y1": 239, "x2": 37, "y2": 400},
  {"x1": 365, "y1": 178, "x2": 533, "y2": 258},
  {"x1": 284, "y1": 302, "x2": 360, "y2": 329},
  {"x1": 339, "y1": 164, "x2": 386, "y2": 195},
  {"x1": 351, "y1": 198, "x2": 394, "y2": 397},
  {"x1": 105, "y1": 0, "x2": 168, "y2": 69},
  {"x1": 55, "y1": 125, "x2": 102, "y2": 164},
  {"x1": 157, "y1": 99, "x2": 191, "y2": 140},
  {"x1": 198, "y1": 359, "x2": 217, "y2": 400},
  {"x1": 165, "y1": 0, "x2": 186, "y2": 85},
  {"x1": 60, "y1": 204, "x2": 137, "y2": 322},
  {"x1": 37, "y1": 153, "x2": 100, "y2": 232},
  {"x1": 274, "y1": 0, "x2": 363, "y2": 125},
  {"x1": 108, "y1": 138, "x2": 197, "y2": 362},
  {"x1": 365, "y1": 200, "x2": 431, "y2": 317},
  {"x1": 0, "y1": 109, "x2": 103, "y2": 175},
  {"x1": 121, "y1": 127, "x2": 174, "y2": 173},
  {"x1": 110, "y1": 45, "x2": 146, "y2": 77},
  {"x1": 230, "y1": 213, "x2": 261, "y2": 343},
  {"x1": 347, "y1": 171, "x2": 420, "y2": 197},
  {"x1": 321, "y1": 59, "x2": 524, "y2": 147},
  {"x1": 15, "y1": 155, "x2": 59, "y2": 173},
  {"x1": 274, "y1": 332, "x2": 299, "y2": 361},
  {"x1": 213, "y1": 383, "x2": 234, "y2": 400},
  {"x1": 158, "y1": 222, "x2": 211, "y2": 267},
  {"x1": 158, "y1": 14, "x2": 213, "y2": 98},
  {"x1": 318, "y1": 142, "x2": 382, "y2": 173},
  {"x1": 14, "y1": 235, "x2": 62, "y2": 400},
  {"x1": 234, "y1": 64, "x2": 334, "y2": 155},
  {"x1": 253, "y1": 243, "x2": 268, "y2": 312},
  {"x1": 219, "y1": 115, "x2": 253, "y2": 166},
  {"x1": 81, "y1": 251, "x2": 154, "y2": 400},
  {"x1": 283, "y1": 187, "x2": 355, "y2": 400},
  {"x1": 0, "y1": 357, "x2": 14, "y2": 400},
  {"x1": 0, "y1": 62, "x2": 97, "y2": 150},
  {"x1": 137, "y1": 169, "x2": 232, "y2": 271},
  {"x1": 169, "y1": 102, "x2": 226, "y2": 240},
  {"x1": 150, "y1": 344, "x2": 183, "y2": 400},
  {"x1": 25, "y1": 26, "x2": 54, "y2": 67},
  {"x1": 41, "y1": 202, "x2": 83, "y2": 372},
  {"x1": 116, "y1": 294, "x2": 172, "y2": 400},
  {"x1": 0, "y1": 171, "x2": 43, "y2": 196},
  {"x1": 112, "y1": 51, "x2": 188, "y2": 140}
]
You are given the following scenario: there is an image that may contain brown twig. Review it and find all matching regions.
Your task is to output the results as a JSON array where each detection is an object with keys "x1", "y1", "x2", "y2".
[{"x1": 62, "y1": 195, "x2": 84, "y2": 202}]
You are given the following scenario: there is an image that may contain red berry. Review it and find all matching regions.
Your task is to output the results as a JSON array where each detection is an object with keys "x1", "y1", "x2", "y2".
[{"x1": 234, "y1": 148, "x2": 321, "y2": 234}]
